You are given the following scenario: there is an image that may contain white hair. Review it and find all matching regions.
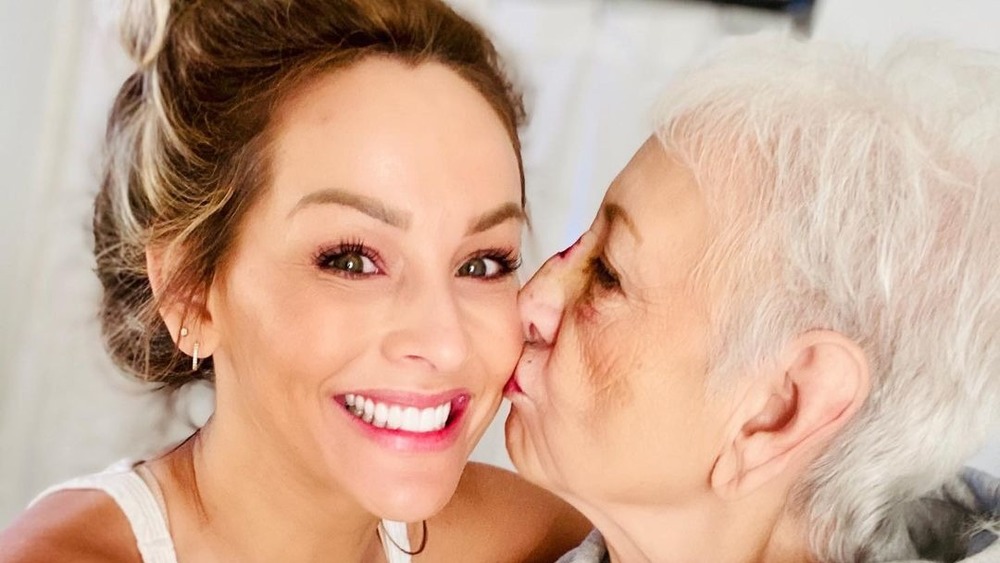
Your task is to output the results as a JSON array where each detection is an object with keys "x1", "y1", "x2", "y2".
[{"x1": 651, "y1": 36, "x2": 1000, "y2": 562}]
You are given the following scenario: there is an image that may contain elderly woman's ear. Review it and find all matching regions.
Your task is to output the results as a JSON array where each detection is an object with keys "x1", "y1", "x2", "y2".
[{"x1": 711, "y1": 330, "x2": 871, "y2": 500}]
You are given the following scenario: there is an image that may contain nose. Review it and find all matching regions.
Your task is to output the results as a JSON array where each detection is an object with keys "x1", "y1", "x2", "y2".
[
  {"x1": 519, "y1": 234, "x2": 589, "y2": 346},
  {"x1": 381, "y1": 278, "x2": 470, "y2": 373}
]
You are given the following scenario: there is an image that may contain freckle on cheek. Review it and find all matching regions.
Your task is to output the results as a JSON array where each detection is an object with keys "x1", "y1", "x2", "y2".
[
  {"x1": 572, "y1": 300, "x2": 599, "y2": 324},
  {"x1": 576, "y1": 323, "x2": 629, "y2": 428}
]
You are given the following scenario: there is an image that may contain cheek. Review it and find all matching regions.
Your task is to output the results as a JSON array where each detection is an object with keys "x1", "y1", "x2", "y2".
[
  {"x1": 540, "y1": 316, "x2": 647, "y2": 496},
  {"x1": 217, "y1": 260, "x2": 377, "y2": 386},
  {"x1": 464, "y1": 288, "x2": 522, "y2": 377},
  {"x1": 567, "y1": 295, "x2": 633, "y2": 413},
  {"x1": 531, "y1": 303, "x2": 629, "y2": 456},
  {"x1": 580, "y1": 328, "x2": 633, "y2": 420}
]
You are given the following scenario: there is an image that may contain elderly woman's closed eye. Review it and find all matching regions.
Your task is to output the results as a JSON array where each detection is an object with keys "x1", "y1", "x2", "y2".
[{"x1": 506, "y1": 37, "x2": 1000, "y2": 563}]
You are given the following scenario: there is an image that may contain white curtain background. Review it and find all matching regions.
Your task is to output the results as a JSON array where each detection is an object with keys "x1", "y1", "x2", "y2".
[{"x1": 2, "y1": 0, "x2": 999, "y2": 526}]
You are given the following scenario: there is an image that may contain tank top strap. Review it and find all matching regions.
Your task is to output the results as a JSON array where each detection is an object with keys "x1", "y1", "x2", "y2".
[
  {"x1": 29, "y1": 461, "x2": 178, "y2": 563},
  {"x1": 379, "y1": 519, "x2": 413, "y2": 563}
]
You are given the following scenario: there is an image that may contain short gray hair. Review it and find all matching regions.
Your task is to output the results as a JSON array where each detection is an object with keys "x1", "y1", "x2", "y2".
[{"x1": 652, "y1": 36, "x2": 1000, "y2": 562}]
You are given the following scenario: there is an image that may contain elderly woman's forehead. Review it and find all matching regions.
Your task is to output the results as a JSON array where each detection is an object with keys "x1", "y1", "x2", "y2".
[{"x1": 607, "y1": 141, "x2": 703, "y2": 223}]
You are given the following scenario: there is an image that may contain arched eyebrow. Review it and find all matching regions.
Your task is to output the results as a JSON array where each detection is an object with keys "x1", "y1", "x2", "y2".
[
  {"x1": 467, "y1": 202, "x2": 525, "y2": 235},
  {"x1": 289, "y1": 188, "x2": 524, "y2": 234},
  {"x1": 603, "y1": 202, "x2": 640, "y2": 242},
  {"x1": 289, "y1": 189, "x2": 409, "y2": 228}
]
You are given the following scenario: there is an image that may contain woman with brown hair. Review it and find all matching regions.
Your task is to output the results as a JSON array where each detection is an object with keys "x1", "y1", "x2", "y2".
[{"x1": 0, "y1": 0, "x2": 588, "y2": 561}]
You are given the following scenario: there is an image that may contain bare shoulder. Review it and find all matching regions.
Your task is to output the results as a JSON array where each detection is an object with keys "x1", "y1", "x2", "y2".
[
  {"x1": 0, "y1": 490, "x2": 140, "y2": 563},
  {"x1": 421, "y1": 462, "x2": 591, "y2": 563}
]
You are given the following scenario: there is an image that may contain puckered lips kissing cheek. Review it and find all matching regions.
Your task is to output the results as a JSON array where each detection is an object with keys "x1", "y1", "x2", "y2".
[
  {"x1": 333, "y1": 388, "x2": 472, "y2": 453},
  {"x1": 504, "y1": 369, "x2": 523, "y2": 396},
  {"x1": 504, "y1": 342, "x2": 550, "y2": 406}
]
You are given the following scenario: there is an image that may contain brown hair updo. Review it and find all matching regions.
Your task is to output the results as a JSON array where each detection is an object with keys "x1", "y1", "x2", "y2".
[{"x1": 94, "y1": 0, "x2": 525, "y2": 390}]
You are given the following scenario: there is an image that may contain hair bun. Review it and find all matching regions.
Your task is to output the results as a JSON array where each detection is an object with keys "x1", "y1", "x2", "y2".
[{"x1": 119, "y1": 0, "x2": 171, "y2": 68}]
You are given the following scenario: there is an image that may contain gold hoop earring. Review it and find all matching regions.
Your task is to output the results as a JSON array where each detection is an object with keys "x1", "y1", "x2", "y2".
[
  {"x1": 377, "y1": 520, "x2": 428, "y2": 556},
  {"x1": 192, "y1": 341, "x2": 200, "y2": 371}
]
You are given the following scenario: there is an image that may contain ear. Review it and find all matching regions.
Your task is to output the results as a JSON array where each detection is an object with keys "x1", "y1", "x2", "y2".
[
  {"x1": 710, "y1": 330, "x2": 870, "y2": 500},
  {"x1": 145, "y1": 245, "x2": 221, "y2": 361}
]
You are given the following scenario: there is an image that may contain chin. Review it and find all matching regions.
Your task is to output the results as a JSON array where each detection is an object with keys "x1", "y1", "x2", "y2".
[{"x1": 364, "y1": 470, "x2": 462, "y2": 522}]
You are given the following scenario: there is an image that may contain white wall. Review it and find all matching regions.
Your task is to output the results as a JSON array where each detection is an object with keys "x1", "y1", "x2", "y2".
[
  {"x1": 813, "y1": 0, "x2": 1000, "y2": 52},
  {"x1": 0, "y1": 2, "x2": 65, "y2": 385},
  {"x1": 0, "y1": 0, "x2": 196, "y2": 526},
  {"x1": 0, "y1": 0, "x2": 77, "y2": 523}
]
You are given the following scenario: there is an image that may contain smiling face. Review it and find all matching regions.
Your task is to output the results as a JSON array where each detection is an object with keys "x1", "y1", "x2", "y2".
[
  {"x1": 204, "y1": 57, "x2": 524, "y2": 521},
  {"x1": 505, "y1": 137, "x2": 736, "y2": 510}
]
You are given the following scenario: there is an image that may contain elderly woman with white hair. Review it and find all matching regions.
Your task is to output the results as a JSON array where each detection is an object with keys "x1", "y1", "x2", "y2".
[{"x1": 504, "y1": 37, "x2": 1000, "y2": 563}]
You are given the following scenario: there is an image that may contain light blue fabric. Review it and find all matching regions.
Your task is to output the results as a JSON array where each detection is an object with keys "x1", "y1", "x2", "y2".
[
  {"x1": 895, "y1": 467, "x2": 1000, "y2": 562},
  {"x1": 556, "y1": 529, "x2": 609, "y2": 563}
]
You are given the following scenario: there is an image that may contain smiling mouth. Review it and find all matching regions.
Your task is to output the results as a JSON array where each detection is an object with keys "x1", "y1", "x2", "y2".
[{"x1": 342, "y1": 394, "x2": 462, "y2": 433}]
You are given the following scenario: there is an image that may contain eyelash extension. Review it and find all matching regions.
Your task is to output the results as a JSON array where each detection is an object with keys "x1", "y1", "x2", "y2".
[
  {"x1": 467, "y1": 247, "x2": 523, "y2": 278},
  {"x1": 313, "y1": 239, "x2": 382, "y2": 277},
  {"x1": 588, "y1": 255, "x2": 620, "y2": 290}
]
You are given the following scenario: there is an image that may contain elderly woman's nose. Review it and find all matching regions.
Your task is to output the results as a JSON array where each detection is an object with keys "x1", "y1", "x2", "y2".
[
  {"x1": 518, "y1": 234, "x2": 589, "y2": 345},
  {"x1": 519, "y1": 278, "x2": 563, "y2": 345}
]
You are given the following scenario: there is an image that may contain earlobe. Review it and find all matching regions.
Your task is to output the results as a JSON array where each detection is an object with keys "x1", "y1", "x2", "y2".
[{"x1": 711, "y1": 331, "x2": 870, "y2": 500}]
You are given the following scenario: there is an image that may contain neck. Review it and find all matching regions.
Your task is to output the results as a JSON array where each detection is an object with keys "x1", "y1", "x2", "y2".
[
  {"x1": 566, "y1": 489, "x2": 813, "y2": 563},
  {"x1": 164, "y1": 413, "x2": 384, "y2": 562}
]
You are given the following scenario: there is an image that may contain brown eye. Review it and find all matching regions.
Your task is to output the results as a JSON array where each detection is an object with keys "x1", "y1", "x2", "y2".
[
  {"x1": 458, "y1": 257, "x2": 496, "y2": 277},
  {"x1": 316, "y1": 243, "x2": 381, "y2": 277},
  {"x1": 589, "y1": 256, "x2": 620, "y2": 290},
  {"x1": 457, "y1": 249, "x2": 521, "y2": 280},
  {"x1": 329, "y1": 252, "x2": 374, "y2": 274}
]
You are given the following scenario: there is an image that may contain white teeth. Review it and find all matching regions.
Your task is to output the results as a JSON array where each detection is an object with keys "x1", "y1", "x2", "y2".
[
  {"x1": 418, "y1": 408, "x2": 436, "y2": 432},
  {"x1": 363, "y1": 399, "x2": 375, "y2": 423},
  {"x1": 403, "y1": 407, "x2": 420, "y2": 430},
  {"x1": 345, "y1": 394, "x2": 454, "y2": 433},
  {"x1": 373, "y1": 403, "x2": 388, "y2": 428},
  {"x1": 387, "y1": 405, "x2": 402, "y2": 430}
]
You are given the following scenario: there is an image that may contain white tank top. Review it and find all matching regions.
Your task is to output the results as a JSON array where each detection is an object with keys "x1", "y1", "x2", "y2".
[{"x1": 29, "y1": 460, "x2": 412, "y2": 563}]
